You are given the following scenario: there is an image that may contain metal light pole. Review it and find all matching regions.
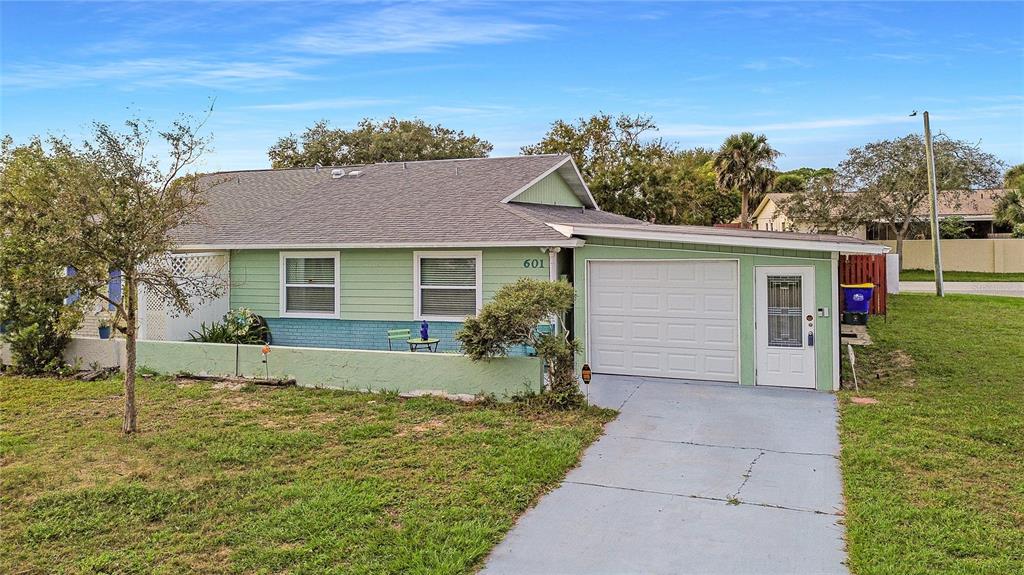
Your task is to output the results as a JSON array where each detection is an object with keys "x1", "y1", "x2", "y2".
[{"x1": 912, "y1": 110, "x2": 945, "y2": 296}]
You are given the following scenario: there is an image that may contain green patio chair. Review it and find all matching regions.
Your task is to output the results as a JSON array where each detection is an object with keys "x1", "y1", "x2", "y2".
[{"x1": 386, "y1": 328, "x2": 411, "y2": 351}]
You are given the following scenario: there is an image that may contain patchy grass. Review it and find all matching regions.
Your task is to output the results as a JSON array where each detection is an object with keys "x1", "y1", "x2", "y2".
[
  {"x1": 0, "y1": 377, "x2": 614, "y2": 574},
  {"x1": 839, "y1": 294, "x2": 1024, "y2": 575},
  {"x1": 900, "y1": 269, "x2": 1024, "y2": 282}
]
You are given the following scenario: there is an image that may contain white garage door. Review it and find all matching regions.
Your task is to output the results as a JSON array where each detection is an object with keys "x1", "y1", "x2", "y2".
[{"x1": 588, "y1": 260, "x2": 739, "y2": 382}]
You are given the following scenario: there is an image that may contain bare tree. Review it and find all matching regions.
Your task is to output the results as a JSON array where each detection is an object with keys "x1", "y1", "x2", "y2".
[{"x1": 3, "y1": 114, "x2": 224, "y2": 433}]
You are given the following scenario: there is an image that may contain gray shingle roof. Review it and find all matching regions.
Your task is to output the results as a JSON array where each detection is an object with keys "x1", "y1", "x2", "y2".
[{"x1": 174, "y1": 155, "x2": 587, "y2": 247}]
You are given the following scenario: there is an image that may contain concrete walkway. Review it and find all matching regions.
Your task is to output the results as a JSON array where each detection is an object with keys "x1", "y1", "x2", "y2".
[
  {"x1": 899, "y1": 281, "x2": 1024, "y2": 297},
  {"x1": 480, "y1": 376, "x2": 848, "y2": 575}
]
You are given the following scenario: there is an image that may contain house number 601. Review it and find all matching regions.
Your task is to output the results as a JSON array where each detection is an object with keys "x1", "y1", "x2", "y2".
[{"x1": 522, "y1": 259, "x2": 545, "y2": 269}]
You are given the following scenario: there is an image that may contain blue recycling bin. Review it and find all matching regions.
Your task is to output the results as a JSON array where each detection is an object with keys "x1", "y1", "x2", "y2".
[{"x1": 842, "y1": 283, "x2": 874, "y2": 314}]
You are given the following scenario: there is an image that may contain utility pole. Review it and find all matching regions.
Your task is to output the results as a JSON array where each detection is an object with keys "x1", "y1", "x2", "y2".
[{"x1": 915, "y1": 110, "x2": 945, "y2": 296}]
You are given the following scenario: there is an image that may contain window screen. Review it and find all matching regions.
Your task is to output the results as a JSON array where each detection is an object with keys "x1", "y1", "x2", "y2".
[
  {"x1": 284, "y1": 257, "x2": 336, "y2": 314},
  {"x1": 418, "y1": 256, "x2": 478, "y2": 318}
]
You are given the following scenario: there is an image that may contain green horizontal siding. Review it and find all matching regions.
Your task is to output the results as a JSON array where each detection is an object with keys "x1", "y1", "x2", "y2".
[
  {"x1": 483, "y1": 247, "x2": 551, "y2": 299},
  {"x1": 230, "y1": 247, "x2": 556, "y2": 322},
  {"x1": 229, "y1": 250, "x2": 279, "y2": 317},
  {"x1": 342, "y1": 249, "x2": 414, "y2": 320},
  {"x1": 511, "y1": 171, "x2": 583, "y2": 207}
]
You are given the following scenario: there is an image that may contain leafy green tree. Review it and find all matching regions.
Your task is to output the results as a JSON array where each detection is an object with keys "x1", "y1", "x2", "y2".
[
  {"x1": 666, "y1": 148, "x2": 740, "y2": 225},
  {"x1": 523, "y1": 114, "x2": 681, "y2": 222},
  {"x1": 457, "y1": 278, "x2": 583, "y2": 408},
  {"x1": 1004, "y1": 163, "x2": 1024, "y2": 188},
  {"x1": 839, "y1": 134, "x2": 1003, "y2": 260},
  {"x1": 773, "y1": 173, "x2": 806, "y2": 195},
  {"x1": 994, "y1": 186, "x2": 1024, "y2": 227},
  {"x1": 713, "y1": 133, "x2": 780, "y2": 228},
  {"x1": 268, "y1": 117, "x2": 492, "y2": 168},
  {"x1": 3, "y1": 116, "x2": 224, "y2": 433}
]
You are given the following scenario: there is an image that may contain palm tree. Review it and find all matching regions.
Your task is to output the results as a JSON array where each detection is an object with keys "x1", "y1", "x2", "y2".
[
  {"x1": 994, "y1": 186, "x2": 1024, "y2": 226},
  {"x1": 714, "y1": 133, "x2": 780, "y2": 228}
]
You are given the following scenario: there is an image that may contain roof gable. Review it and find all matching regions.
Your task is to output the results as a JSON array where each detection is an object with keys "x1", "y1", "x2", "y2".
[
  {"x1": 500, "y1": 156, "x2": 598, "y2": 209},
  {"x1": 510, "y1": 171, "x2": 584, "y2": 208}
]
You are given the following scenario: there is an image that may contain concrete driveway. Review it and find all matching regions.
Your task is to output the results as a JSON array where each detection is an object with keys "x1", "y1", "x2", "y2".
[{"x1": 480, "y1": 376, "x2": 848, "y2": 575}]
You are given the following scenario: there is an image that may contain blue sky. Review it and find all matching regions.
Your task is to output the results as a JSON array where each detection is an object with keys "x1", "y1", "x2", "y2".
[{"x1": 2, "y1": 1, "x2": 1022, "y2": 172}]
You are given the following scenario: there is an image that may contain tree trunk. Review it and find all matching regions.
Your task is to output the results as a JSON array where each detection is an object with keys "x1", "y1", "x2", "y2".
[
  {"x1": 740, "y1": 190, "x2": 750, "y2": 229},
  {"x1": 122, "y1": 275, "x2": 138, "y2": 434},
  {"x1": 895, "y1": 233, "x2": 905, "y2": 271}
]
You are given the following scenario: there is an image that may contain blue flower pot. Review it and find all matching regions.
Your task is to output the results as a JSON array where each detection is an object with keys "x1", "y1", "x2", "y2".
[{"x1": 98, "y1": 326, "x2": 112, "y2": 339}]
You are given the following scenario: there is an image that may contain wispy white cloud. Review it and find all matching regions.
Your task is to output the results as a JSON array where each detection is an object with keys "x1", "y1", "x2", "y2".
[
  {"x1": 241, "y1": 98, "x2": 400, "y2": 111},
  {"x1": 288, "y1": 3, "x2": 549, "y2": 55},
  {"x1": 743, "y1": 56, "x2": 811, "y2": 71},
  {"x1": 660, "y1": 114, "x2": 918, "y2": 138},
  {"x1": 2, "y1": 57, "x2": 318, "y2": 90}
]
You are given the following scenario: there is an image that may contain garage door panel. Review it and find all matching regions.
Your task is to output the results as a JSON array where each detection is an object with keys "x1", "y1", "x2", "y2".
[
  {"x1": 630, "y1": 321, "x2": 662, "y2": 342},
  {"x1": 589, "y1": 260, "x2": 739, "y2": 383},
  {"x1": 704, "y1": 294, "x2": 738, "y2": 314},
  {"x1": 704, "y1": 324, "x2": 739, "y2": 346},
  {"x1": 630, "y1": 292, "x2": 662, "y2": 312}
]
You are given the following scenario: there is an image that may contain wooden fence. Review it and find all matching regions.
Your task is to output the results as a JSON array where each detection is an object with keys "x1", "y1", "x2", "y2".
[{"x1": 839, "y1": 254, "x2": 887, "y2": 316}]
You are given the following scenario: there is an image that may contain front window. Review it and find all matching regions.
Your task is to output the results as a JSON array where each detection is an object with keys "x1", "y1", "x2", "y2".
[
  {"x1": 415, "y1": 252, "x2": 481, "y2": 321},
  {"x1": 280, "y1": 252, "x2": 338, "y2": 317}
]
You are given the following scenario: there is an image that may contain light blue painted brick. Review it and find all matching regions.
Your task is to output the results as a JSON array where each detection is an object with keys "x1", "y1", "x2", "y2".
[{"x1": 263, "y1": 318, "x2": 532, "y2": 356}]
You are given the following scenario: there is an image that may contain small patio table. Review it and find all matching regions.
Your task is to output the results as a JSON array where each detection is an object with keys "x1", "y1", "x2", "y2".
[{"x1": 407, "y1": 338, "x2": 440, "y2": 352}]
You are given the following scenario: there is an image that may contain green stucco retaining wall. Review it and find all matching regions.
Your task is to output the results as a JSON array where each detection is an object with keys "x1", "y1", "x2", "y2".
[
  {"x1": 573, "y1": 237, "x2": 837, "y2": 391},
  {"x1": 137, "y1": 340, "x2": 542, "y2": 397}
]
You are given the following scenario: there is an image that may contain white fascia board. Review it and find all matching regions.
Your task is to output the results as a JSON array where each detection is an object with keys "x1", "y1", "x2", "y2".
[
  {"x1": 176, "y1": 239, "x2": 585, "y2": 251},
  {"x1": 558, "y1": 158, "x2": 600, "y2": 210},
  {"x1": 564, "y1": 225, "x2": 891, "y2": 255}
]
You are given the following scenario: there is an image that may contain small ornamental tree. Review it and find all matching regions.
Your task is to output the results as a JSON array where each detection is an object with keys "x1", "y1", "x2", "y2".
[
  {"x1": 456, "y1": 278, "x2": 584, "y2": 408},
  {"x1": 2, "y1": 115, "x2": 224, "y2": 433}
]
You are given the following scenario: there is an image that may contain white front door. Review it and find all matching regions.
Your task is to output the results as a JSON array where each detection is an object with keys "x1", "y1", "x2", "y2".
[
  {"x1": 588, "y1": 260, "x2": 739, "y2": 382},
  {"x1": 755, "y1": 266, "x2": 817, "y2": 389}
]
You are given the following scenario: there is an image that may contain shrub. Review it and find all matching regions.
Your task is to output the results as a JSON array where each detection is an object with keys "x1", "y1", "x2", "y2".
[
  {"x1": 1012, "y1": 223, "x2": 1024, "y2": 239},
  {"x1": 939, "y1": 215, "x2": 971, "y2": 239},
  {"x1": 457, "y1": 278, "x2": 584, "y2": 408},
  {"x1": 0, "y1": 292, "x2": 80, "y2": 375},
  {"x1": 189, "y1": 308, "x2": 270, "y2": 344}
]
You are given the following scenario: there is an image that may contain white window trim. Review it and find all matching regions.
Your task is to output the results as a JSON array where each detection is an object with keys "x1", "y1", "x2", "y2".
[
  {"x1": 279, "y1": 251, "x2": 341, "y2": 319},
  {"x1": 413, "y1": 251, "x2": 483, "y2": 322}
]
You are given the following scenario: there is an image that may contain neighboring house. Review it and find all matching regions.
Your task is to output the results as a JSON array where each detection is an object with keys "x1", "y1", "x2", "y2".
[
  {"x1": 753, "y1": 189, "x2": 1010, "y2": 240},
  {"x1": 750, "y1": 193, "x2": 868, "y2": 238},
  {"x1": 865, "y1": 188, "x2": 1010, "y2": 240},
  {"x1": 169, "y1": 154, "x2": 885, "y2": 391}
]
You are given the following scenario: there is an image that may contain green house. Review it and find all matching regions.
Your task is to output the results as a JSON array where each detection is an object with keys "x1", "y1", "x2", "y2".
[{"x1": 173, "y1": 154, "x2": 886, "y2": 391}]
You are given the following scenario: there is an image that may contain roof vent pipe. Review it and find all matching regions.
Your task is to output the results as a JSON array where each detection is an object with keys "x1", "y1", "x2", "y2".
[{"x1": 331, "y1": 168, "x2": 345, "y2": 179}]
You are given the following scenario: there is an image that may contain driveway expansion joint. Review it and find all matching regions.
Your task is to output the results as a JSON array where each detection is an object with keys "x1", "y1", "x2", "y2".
[{"x1": 563, "y1": 480, "x2": 843, "y2": 517}]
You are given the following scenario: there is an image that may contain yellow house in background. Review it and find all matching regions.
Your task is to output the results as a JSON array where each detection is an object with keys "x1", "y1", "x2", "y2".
[{"x1": 749, "y1": 193, "x2": 868, "y2": 239}]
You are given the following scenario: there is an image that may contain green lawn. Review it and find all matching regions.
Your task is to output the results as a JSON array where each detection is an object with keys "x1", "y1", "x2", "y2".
[
  {"x1": 900, "y1": 268, "x2": 1024, "y2": 282},
  {"x1": 0, "y1": 377, "x2": 613, "y2": 574},
  {"x1": 839, "y1": 294, "x2": 1024, "y2": 575}
]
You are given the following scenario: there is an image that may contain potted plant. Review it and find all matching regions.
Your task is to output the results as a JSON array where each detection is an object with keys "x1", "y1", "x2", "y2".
[{"x1": 97, "y1": 311, "x2": 112, "y2": 340}]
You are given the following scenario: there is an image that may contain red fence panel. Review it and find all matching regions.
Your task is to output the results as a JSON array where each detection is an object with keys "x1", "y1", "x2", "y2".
[{"x1": 838, "y1": 254, "x2": 887, "y2": 316}]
